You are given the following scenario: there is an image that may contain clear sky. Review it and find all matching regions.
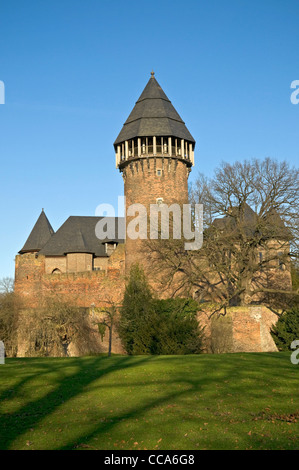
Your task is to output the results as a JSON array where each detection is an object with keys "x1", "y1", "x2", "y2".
[{"x1": 0, "y1": 0, "x2": 298, "y2": 279}]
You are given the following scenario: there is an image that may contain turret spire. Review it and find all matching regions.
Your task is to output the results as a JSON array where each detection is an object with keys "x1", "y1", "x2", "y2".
[
  {"x1": 114, "y1": 75, "x2": 195, "y2": 147},
  {"x1": 19, "y1": 210, "x2": 54, "y2": 254}
]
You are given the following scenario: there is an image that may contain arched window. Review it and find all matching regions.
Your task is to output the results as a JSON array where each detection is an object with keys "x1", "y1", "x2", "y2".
[{"x1": 52, "y1": 268, "x2": 62, "y2": 274}]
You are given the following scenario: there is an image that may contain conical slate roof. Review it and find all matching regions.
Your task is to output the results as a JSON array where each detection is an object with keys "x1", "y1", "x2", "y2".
[
  {"x1": 114, "y1": 73, "x2": 195, "y2": 146},
  {"x1": 19, "y1": 210, "x2": 54, "y2": 253}
]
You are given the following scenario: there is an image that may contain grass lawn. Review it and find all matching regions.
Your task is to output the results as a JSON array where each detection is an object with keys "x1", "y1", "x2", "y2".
[{"x1": 0, "y1": 353, "x2": 298, "y2": 450}]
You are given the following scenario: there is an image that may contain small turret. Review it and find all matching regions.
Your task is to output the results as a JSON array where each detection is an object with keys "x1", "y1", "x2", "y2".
[{"x1": 19, "y1": 209, "x2": 54, "y2": 254}]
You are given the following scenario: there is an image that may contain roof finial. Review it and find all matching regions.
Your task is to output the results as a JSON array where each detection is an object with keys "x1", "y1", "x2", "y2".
[{"x1": 151, "y1": 70, "x2": 155, "y2": 78}]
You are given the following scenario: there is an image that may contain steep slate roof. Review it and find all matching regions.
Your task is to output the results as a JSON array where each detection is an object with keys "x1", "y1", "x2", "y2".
[
  {"x1": 212, "y1": 204, "x2": 291, "y2": 240},
  {"x1": 212, "y1": 204, "x2": 258, "y2": 237},
  {"x1": 260, "y1": 209, "x2": 292, "y2": 240},
  {"x1": 19, "y1": 210, "x2": 55, "y2": 253},
  {"x1": 39, "y1": 216, "x2": 125, "y2": 257},
  {"x1": 114, "y1": 73, "x2": 195, "y2": 146}
]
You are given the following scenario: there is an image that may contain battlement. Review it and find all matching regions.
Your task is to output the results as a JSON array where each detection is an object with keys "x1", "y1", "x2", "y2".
[{"x1": 43, "y1": 267, "x2": 121, "y2": 281}]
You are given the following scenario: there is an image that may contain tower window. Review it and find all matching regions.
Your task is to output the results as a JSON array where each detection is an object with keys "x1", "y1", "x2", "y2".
[
  {"x1": 156, "y1": 169, "x2": 162, "y2": 176},
  {"x1": 156, "y1": 197, "x2": 164, "y2": 206},
  {"x1": 148, "y1": 137, "x2": 153, "y2": 154},
  {"x1": 142, "y1": 138, "x2": 146, "y2": 154},
  {"x1": 156, "y1": 137, "x2": 161, "y2": 154}
]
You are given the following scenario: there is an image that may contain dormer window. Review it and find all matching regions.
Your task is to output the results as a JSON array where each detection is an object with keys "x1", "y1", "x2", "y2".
[{"x1": 105, "y1": 242, "x2": 117, "y2": 256}]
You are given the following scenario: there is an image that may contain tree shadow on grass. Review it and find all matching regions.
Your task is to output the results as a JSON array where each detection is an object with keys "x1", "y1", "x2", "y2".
[
  {"x1": 0, "y1": 356, "x2": 151, "y2": 450},
  {"x1": 0, "y1": 358, "x2": 73, "y2": 404},
  {"x1": 57, "y1": 353, "x2": 299, "y2": 450},
  {"x1": 0, "y1": 353, "x2": 297, "y2": 450}
]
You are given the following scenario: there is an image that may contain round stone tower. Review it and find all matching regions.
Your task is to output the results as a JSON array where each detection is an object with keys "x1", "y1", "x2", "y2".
[{"x1": 114, "y1": 72, "x2": 196, "y2": 275}]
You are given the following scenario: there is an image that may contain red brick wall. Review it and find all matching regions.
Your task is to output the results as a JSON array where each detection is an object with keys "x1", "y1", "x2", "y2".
[
  {"x1": 123, "y1": 157, "x2": 190, "y2": 275},
  {"x1": 15, "y1": 255, "x2": 125, "y2": 309},
  {"x1": 15, "y1": 253, "x2": 126, "y2": 356},
  {"x1": 41, "y1": 269, "x2": 125, "y2": 307},
  {"x1": 198, "y1": 306, "x2": 279, "y2": 353},
  {"x1": 15, "y1": 253, "x2": 45, "y2": 304}
]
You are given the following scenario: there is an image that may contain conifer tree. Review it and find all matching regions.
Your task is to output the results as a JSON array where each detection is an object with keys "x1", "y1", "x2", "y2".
[
  {"x1": 118, "y1": 264, "x2": 157, "y2": 354},
  {"x1": 271, "y1": 307, "x2": 299, "y2": 351}
]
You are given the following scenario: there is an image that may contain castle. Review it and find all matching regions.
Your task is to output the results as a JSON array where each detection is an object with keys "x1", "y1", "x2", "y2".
[{"x1": 14, "y1": 73, "x2": 291, "y2": 355}]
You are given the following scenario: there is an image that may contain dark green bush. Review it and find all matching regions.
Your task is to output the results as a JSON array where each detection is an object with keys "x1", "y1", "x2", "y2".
[
  {"x1": 271, "y1": 307, "x2": 299, "y2": 351},
  {"x1": 118, "y1": 265, "x2": 157, "y2": 355},
  {"x1": 149, "y1": 298, "x2": 204, "y2": 355},
  {"x1": 118, "y1": 264, "x2": 204, "y2": 355}
]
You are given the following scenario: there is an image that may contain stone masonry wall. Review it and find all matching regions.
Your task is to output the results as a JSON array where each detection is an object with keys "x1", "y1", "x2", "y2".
[
  {"x1": 15, "y1": 245, "x2": 126, "y2": 309},
  {"x1": 198, "y1": 306, "x2": 279, "y2": 353},
  {"x1": 123, "y1": 157, "x2": 190, "y2": 275},
  {"x1": 45, "y1": 256, "x2": 67, "y2": 274},
  {"x1": 15, "y1": 245, "x2": 126, "y2": 356},
  {"x1": 15, "y1": 245, "x2": 280, "y2": 356}
]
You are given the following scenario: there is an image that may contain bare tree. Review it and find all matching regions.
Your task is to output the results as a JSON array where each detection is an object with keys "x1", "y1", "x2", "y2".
[
  {"x1": 24, "y1": 294, "x2": 95, "y2": 356},
  {"x1": 0, "y1": 277, "x2": 14, "y2": 294},
  {"x1": 149, "y1": 158, "x2": 299, "y2": 316},
  {"x1": 0, "y1": 291, "x2": 20, "y2": 356},
  {"x1": 91, "y1": 299, "x2": 122, "y2": 357}
]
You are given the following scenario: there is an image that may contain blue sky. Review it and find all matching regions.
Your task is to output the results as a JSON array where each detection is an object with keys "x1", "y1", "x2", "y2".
[{"x1": 0, "y1": 0, "x2": 298, "y2": 279}]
